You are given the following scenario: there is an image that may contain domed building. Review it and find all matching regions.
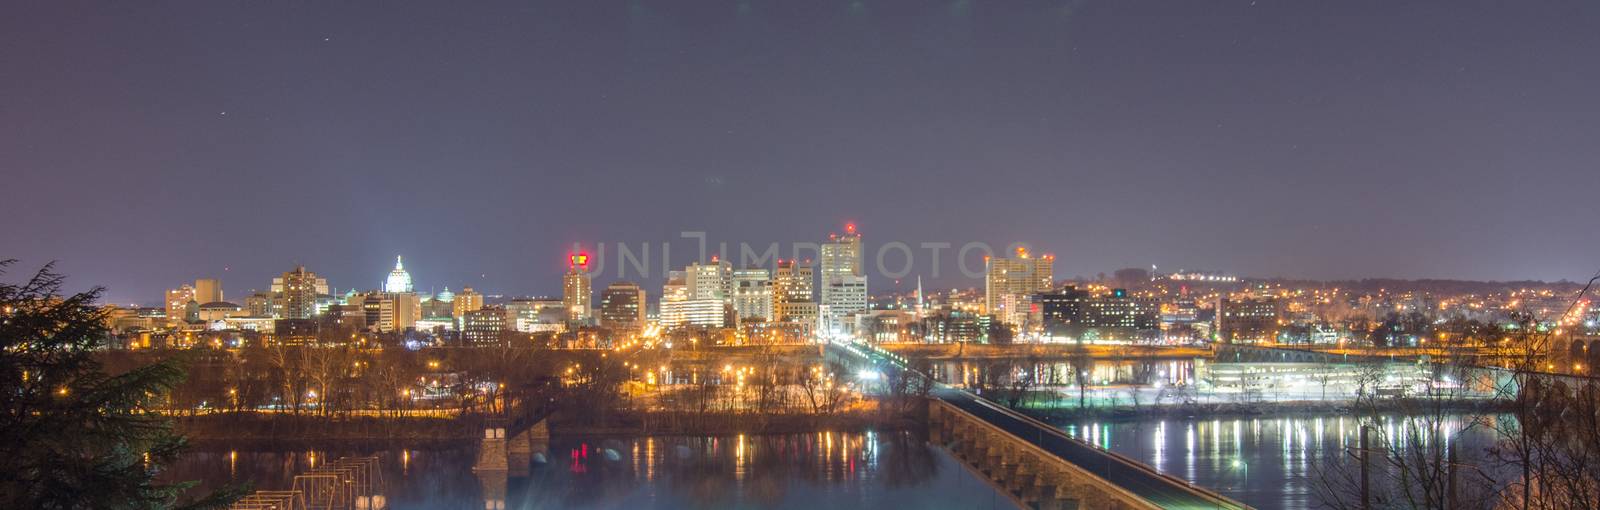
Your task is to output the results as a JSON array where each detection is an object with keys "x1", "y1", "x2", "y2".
[{"x1": 384, "y1": 255, "x2": 413, "y2": 293}]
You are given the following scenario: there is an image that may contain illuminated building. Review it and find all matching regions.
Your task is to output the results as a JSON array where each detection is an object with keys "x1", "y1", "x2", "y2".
[
  {"x1": 819, "y1": 224, "x2": 867, "y2": 337},
  {"x1": 320, "y1": 303, "x2": 368, "y2": 333},
  {"x1": 452, "y1": 286, "x2": 484, "y2": 319},
  {"x1": 505, "y1": 297, "x2": 565, "y2": 333},
  {"x1": 854, "y1": 309, "x2": 915, "y2": 343},
  {"x1": 272, "y1": 318, "x2": 320, "y2": 345},
  {"x1": 1216, "y1": 296, "x2": 1282, "y2": 344},
  {"x1": 462, "y1": 305, "x2": 508, "y2": 346},
  {"x1": 194, "y1": 278, "x2": 223, "y2": 304},
  {"x1": 272, "y1": 272, "x2": 328, "y2": 295},
  {"x1": 733, "y1": 268, "x2": 773, "y2": 322},
  {"x1": 771, "y1": 259, "x2": 817, "y2": 335},
  {"x1": 422, "y1": 290, "x2": 453, "y2": 320},
  {"x1": 279, "y1": 266, "x2": 323, "y2": 319},
  {"x1": 355, "y1": 290, "x2": 420, "y2": 333},
  {"x1": 600, "y1": 281, "x2": 647, "y2": 329},
  {"x1": 563, "y1": 253, "x2": 592, "y2": 323},
  {"x1": 244, "y1": 292, "x2": 278, "y2": 318},
  {"x1": 985, "y1": 247, "x2": 1054, "y2": 328},
  {"x1": 384, "y1": 255, "x2": 414, "y2": 293},
  {"x1": 1041, "y1": 287, "x2": 1158, "y2": 342},
  {"x1": 660, "y1": 261, "x2": 733, "y2": 329},
  {"x1": 165, "y1": 285, "x2": 196, "y2": 324},
  {"x1": 196, "y1": 301, "x2": 244, "y2": 323}
]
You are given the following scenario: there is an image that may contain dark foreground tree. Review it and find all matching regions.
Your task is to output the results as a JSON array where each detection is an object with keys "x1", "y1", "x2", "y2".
[{"x1": 0, "y1": 260, "x2": 242, "y2": 509}]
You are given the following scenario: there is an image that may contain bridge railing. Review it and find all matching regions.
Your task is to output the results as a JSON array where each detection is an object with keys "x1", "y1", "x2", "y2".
[
  {"x1": 948, "y1": 389, "x2": 1248, "y2": 509},
  {"x1": 828, "y1": 339, "x2": 1248, "y2": 509}
]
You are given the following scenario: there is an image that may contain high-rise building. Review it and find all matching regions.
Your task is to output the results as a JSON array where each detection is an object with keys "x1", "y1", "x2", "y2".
[
  {"x1": 985, "y1": 247, "x2": 1054, "y2": 328},
  {"x1": 280, "y1": 266, "x2": 322, "y2": 320},
  {"x1": 273, "y1": 273, "x2": 329, "y2": 295},
  {"x1": 193, "y1": 278, "x2": 223, "y2": 304},
  {"x1": 660, "y1": 261, "x2": 734, "y2": 329},
  {"x1": 354, "y1": 290, "x2": 420, "y2": 333},
  {"x1": 165, "y1": 284, "x2": 196, "y2": 323},
  {"x1": 771, "y1": 259, "x2": 817, "y2": 334},
  {"x1": 563, "y1": 253, "x2": 592, "y2": 323},
  {"x1": 453, "y1": 286, "x2": 484, "y2": 319},
  {"x1": 732, "y1": 268, "x2": 773, "y2": 322},
  {"x1": 686, "y1": 259, "x2": 733, "y2": 300},
  {"x1": 819, "y1": 224, "x2": 867, "y2": 337},
  {"x1": 384, "y1": 255, "x2": 413, "y2": 293},
  {"x1": 600, "y1": 281, "x2": 647, "y2": 329}
]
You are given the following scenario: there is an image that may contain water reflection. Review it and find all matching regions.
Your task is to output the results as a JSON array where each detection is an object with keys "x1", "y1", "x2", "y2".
[
  {"x1": 1050, "y1": 413, "x2": 1494, "y2": 510},
  {"x1": 169, "y1": 431, "x2": 1015, "y2": 510}
]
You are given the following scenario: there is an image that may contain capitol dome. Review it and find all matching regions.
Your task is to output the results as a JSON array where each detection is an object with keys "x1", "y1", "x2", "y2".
[{"x1": 384, "y1": 255, "x2": 413, "y2": 293}]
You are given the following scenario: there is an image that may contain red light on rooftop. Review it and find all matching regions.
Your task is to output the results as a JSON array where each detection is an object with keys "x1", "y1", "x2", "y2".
[
  {"x1": 570, "y1": 253, "x2": 589, "y2": 268},
  {"x1": 845, "y1": 222, "x2": 856, "y2": 234}
]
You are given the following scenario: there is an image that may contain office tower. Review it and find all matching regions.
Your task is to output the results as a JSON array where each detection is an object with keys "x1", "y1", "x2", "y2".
[
  {"x1": 193, "y1": 278, "x2": 223, "y2": 304},
  {"x1": 165, "y1": 284, "x2": 196, "y2": 323},
  {"x1": 453, "y1": 286, "x2": 484, "y2": 319},
  {"x1": 819, "y1": 224, "x2": 867, "y2": 337},
  {"x1": 660, "y1": 261, "x2": 733, "y2": 329},
  {"x1": 352, "y1": 290, "x2": 419, "y2": 333},
  {"x1": 771, "y1": 259, "x2": 818, "y2": 333},
  {"x1": 389, "y1": 291, "x2": 420, "y2": 332},
  {"x1": 279, "y1": 266, "x2": 322, "y2": 319},
  {"x1": 600, "y1": 281, "x2": 647, "y2": 329},
  {"x1": 384, "y1": 255, "x2": 413, "y2": 293},
  {"x1": 732, "y1": 268, "x2": 773, "y2": 322},
  {"x1": 985, "y1": 247, "x2": 1054, "y2": 328},
  {"x1": 563, "y1": 253, "x2": 592, "y2": 323},
  {"x1": 462, "y1": 305, "x2": 508, "y2": 346}
]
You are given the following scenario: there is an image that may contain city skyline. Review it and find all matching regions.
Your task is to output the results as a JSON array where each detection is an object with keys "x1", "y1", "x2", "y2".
[{"x1": 5, "y1": 1, "x2": 1600, "y2": 303}]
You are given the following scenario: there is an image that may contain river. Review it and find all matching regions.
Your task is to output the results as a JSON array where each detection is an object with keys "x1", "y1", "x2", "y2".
[
  {"x1": 169, "y1": 431, "x2": 1017, "y2": 509},
  {"x1": 1048, "y1": 412, "x2": 1502, "y2": 510}
]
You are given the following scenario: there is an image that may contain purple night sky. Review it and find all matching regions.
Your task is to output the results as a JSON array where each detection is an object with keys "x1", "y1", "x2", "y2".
[{"x1": 3, "y1": 1, "x2": 1598, "y2": 304}]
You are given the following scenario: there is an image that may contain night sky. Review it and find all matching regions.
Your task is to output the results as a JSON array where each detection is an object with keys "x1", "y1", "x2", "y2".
[{"x1": 3, "y1": 1, "x2": 1598, "y2": 304}]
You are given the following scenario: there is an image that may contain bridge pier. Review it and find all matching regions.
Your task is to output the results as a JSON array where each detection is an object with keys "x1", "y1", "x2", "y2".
[
  {"x1": 474, "y1": 418, "x2": 550, "y2": 474},
  {"x1": 474, "y1": 426, "x2": 508, "y2": 472}
]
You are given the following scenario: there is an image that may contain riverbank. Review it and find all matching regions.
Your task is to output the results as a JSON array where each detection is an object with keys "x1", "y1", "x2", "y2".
[{"x1": 176, "y1": 413, "x2": 482, "y2": 448}]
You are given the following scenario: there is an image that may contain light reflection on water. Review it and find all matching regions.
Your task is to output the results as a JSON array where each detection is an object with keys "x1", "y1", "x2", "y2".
[
  {"x1": 1053, "y1": 413, "x2": 1492, "y2": 510},
  {"x1": 169, "y1": 431, "x2": 1016, "y2": 510}
]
